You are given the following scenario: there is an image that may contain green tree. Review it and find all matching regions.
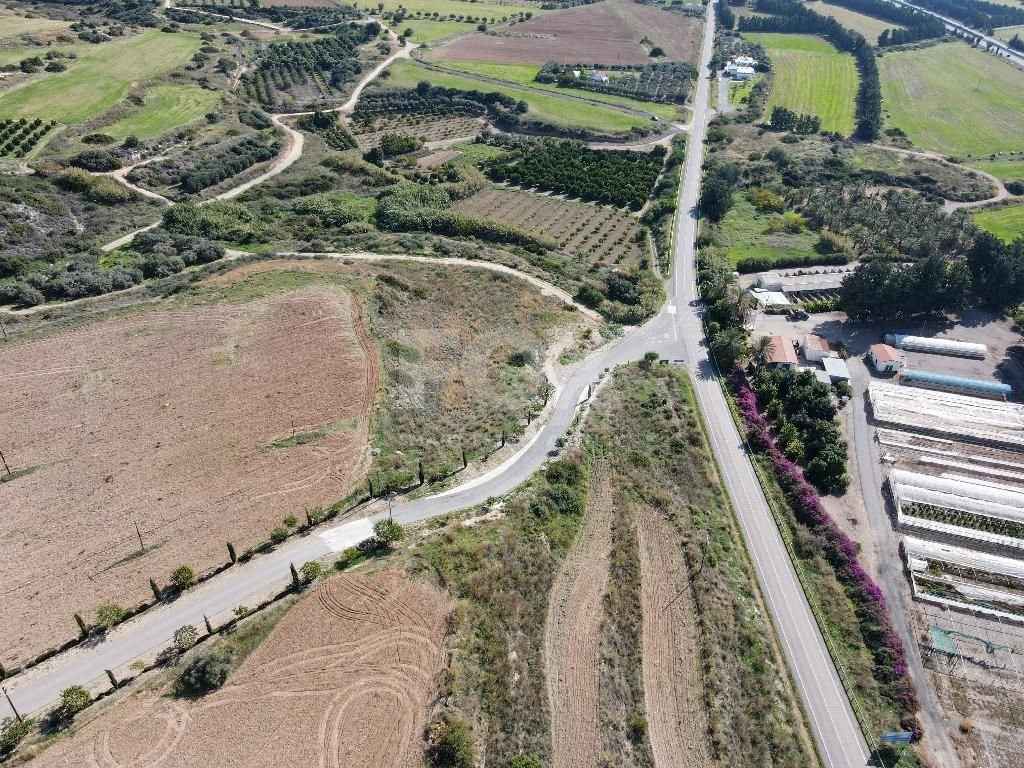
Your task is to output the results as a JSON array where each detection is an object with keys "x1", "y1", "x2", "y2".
[
  {"x1": 507, "y1": 757, "x2": 544, "y2": 768},
  {"x1": 57, "y1": 685, "x2": 91, "y2": 720},
  {"x1": 94, "y1": 602, "x2": 126, "y2": 629},
  {"x1": 170, "y1": 565, "x2": 196, "y2": 590},
  {"x1": 700, "y1": 175, "x2": 733, "y2": 222},
  {"x1": 373, "y1": 519, "x2": 405, "y2": 547},
  {"x1": 430, "y1": 719, "x2": 474, "y2": 768},
  {"x1": 639, "y1": 351, "x2": 660, "y2": 371},
  {"x1": 709, "y1": 326, "x2": 747, "y2": 369}
]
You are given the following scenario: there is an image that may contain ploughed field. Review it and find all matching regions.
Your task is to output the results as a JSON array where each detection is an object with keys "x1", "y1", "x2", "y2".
[
  {"x1": 30, "y1": 571, "x2": 450, "y2": 768},
  {"x1": 455, "y1": 185, "x2": 647, "y2": 268},
  {"x1": 0, "y1": 286, "x2": 377, "y2": 665},
  {"x1": 432, "y1": 0, "x2": 702, "y2": 66}
]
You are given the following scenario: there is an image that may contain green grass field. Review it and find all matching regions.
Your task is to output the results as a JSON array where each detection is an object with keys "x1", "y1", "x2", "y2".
[
  {"x1": 385, "y1": 59, "x2": 652, "y2": 133},
  {"x1": 995, "y1": 24, "x2": 1024, "y2": 41},
  {"x1": 879, "y1": 42, "x2": 1024, "y2": 157},
  {"x1": 974, "y1": 203, "x2": 1024, "y2": 242},
  {"x1": 101, "y1": 84, "x2": 221, "y2": 141},
  {"x1": 438, "y1": 59, "x2": 682, "y2": 119},
  {"x1": 971, "y1": 157, "x2": 1024, "y2": 181},
  {"x1": 398, "y1": 19, "x2": 472, "y2": 43},
  {"x1": 0, "y1": 29, "x2": 201, "y2": 124},
  {"x1": 744, "y1": 33, "x2": 858, "y2": 135},
  {"x1": 379, "y1": 0, "x2": 540, "y2": 18},
  {"x1": 0, "y1": 12, "x2": 71, "y2": 41},
  {"x1": 806, "y1": 1, "x2": 901, "y2": 42},
  {"x1": 719, "y1": 194, "x2": 819, "y2": 266}
]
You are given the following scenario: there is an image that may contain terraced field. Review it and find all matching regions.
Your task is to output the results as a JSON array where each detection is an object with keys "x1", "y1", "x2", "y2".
[
  {"x1": 879, "y1": 42, "x2": 1024, "y2": 156},
  {"x1": 744, "y1": 33, "x2": 858, "y2": 135},
  {"x1": 455, "y1": 185, "x2": 647, "y2": 267}
]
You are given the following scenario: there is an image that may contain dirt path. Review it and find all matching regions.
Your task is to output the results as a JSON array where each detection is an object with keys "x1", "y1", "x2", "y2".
[
  {"x1": 636, "y1": 505, "x2": 712, "y2": 768},
  {"x1": 99, "y1": 154, "x2": 173, "y2": 206},
  {"x1": 544, "y1": 471, "x2": 614, "y2": 768},
  {"x1": 866, "y1": 143, "x2": 1009, "y2": 211}
]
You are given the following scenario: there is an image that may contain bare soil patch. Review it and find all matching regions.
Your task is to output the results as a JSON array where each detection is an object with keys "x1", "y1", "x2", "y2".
[
  {"x1": 0, "y1": 286, "x2": 376, "y2": 664},
  {"x1": 418, "y1": 149, "x2": 461, "y2": 167},
  {"x1": 433, "y1": 0, "x2": 701, "y2": 66},
  {"x1": 29, "y1": 570, "x2": 450, "y2": 768},
  {"x1": 455, "y1": 185, "x2": 646, "y2": 268},
  {"x1": 544, "y1": 472, "x2": 613, "y2": 768},
  {"x1": 636, "y1": 504, "x2": 712, "y2": 768},
  {"x1": 351, "y1": 114, "x2": 485, "y2": 150}
]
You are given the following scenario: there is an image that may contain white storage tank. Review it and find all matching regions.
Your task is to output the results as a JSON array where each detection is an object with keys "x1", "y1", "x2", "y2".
[{"x1": 884, "y1": 334, "x2": 987, "y2": 359}]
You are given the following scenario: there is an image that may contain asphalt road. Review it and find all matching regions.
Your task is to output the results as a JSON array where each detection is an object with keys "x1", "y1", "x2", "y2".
[{"x1": 4, "y1": 7, "x2": 870, "y2": 766}]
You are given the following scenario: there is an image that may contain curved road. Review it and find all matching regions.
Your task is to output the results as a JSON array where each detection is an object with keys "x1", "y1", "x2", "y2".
[{"x1": 3, "y1": 6, "x2": 871, "y2": 768}]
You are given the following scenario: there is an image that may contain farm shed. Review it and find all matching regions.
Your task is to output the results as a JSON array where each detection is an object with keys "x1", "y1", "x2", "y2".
[
  {"x1": 888, "y1": 469, "x2": 1024, "y2": 551},
  {"x1": 884, "y1": 334, "x2": 987, "y2": 359},
  {"x1": 904, "y1": 536, "x2": 1024, "y2": 622},
  {"x1": 901, "y1": 370, "x2": 1012, "y2": 400},
  {"x1": 822, "y1": 356, "x2": 850, "y2": 383},
  {"x1": 802, "y1": 334, "x2": 834, "y2": 362},
  {"x1": 732, "y1": 66, "x2": 755, "y2": 80},
  {"x1": 868, "y1": 343, "x2": 903, "y2": 373},
  {"x1": 868, "y1": 382, "x2": 1024, "y2": 451},
  {"x1": 748, "y1": 287, "x2": 790, "y2": 307},
  {"x1": 756, "y1": 265, "x2": 856, "y2": 295},
  {"x1": 764, "y1": 335, "x2": 798, "y2": 369}
]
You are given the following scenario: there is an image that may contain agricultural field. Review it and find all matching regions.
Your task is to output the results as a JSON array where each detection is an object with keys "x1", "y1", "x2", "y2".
[
  {"x1": 805, "y1": 0, "x2": 903, "y2": 41},
  {"x1": 995, "y1": 23, "x2": 1024, "y2": 40},
  {"x1": 28, "y1": 571, "x2": 450, "y2": 768},
  {"x1": 455, "y1": 185, "x2": 647, "y2": 267},
  {"x1": 879, "y1": 42, "x2": 1024, "y2": 157},
  {"x1": 0, "y1": 116, "x2": 55, "y2": 159},
  {"x1": 100, "y1": 84, "x2": 222, "y2": 142},
  {"x1": 350, "y1": 113, "x2": 484, "y2": 150},
  {"x1": 974, "y1": 202, "x2": 1024, "y2": 242},
  {"x1": 427, "y1": 60, "x2": 683, "y2": 119},
  {"x1": 398, "y1": 18, "x2": 472, "y2": 43},
  {"x1": 743, "y1": 32, "x2": 858, "y2": 135},
  {"x1": 970, "y1": 155, "x2": 1024, "y2": 181},
  {"x1": 372, "y1": 0, "x2": 539, "y2": 18},
  {"x1": 430, "y1": 0, "x2": 702, "y2": 66},
  {"x1": 0, "y1": 29, "x2": 201, "y2": 125},
  {"x1": 714, "y1": 194, "x2": 819, "y2": 267},
  {"x1": 383, "y1": 59, "x2": 654, "y2": 133},
  {"x1": 0, "y1": 7, "x2": 72, "y2": 44}
]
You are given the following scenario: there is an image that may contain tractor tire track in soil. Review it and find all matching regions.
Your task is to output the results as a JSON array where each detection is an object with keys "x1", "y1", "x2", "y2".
[
  {"x1": 636, "y1": 505, "x2": 712, "y2": 768},
  {"x1": 544, "y1": 470, "x2": 613, "y2": 768},
  {"x1": 30, "y1": 571, "x2": 450, "y2": 768}
]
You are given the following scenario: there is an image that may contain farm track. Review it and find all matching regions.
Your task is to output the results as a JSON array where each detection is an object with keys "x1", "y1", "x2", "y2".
[
  {"x1": 544, "y1": 470, "x2": 614, "y2": 768},
  {"x1": 636, "y1": 505, "x2": 711, "y2": 768}
]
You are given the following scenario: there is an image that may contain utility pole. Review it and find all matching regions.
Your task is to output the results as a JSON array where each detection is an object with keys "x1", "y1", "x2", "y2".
[
  {"x1": 2, "y1": 686, "x2": 21, "y2": 722},
  {"x1": 0, "y1": 448, "x2": 10, "y2": 476},
  {"x1": 134, "y1": 521, "x2": 145, "y2": 551}
]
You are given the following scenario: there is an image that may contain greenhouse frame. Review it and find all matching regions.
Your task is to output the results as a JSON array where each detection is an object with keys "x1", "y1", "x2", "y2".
[
  {"x1": 868, "y1": 382, "x2": 1024, "y2": 451},
  {"x1": 900, "y1": 369, "x2": 1012, "y2": 400}
]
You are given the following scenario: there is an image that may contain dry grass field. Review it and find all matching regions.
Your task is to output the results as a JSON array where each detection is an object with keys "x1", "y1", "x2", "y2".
[
  {"x1": 455, "y1": 186, "x2": 647, "y2": 268},
  {"x1": 0, "y1": 284, "x2": 376, "y2": 664},
  {"x1": 29, "y1": 571, "x2": 450, "y2": 768},
  {"x1": 433, "y1": 0, "x2": 701, "y2": 66}
]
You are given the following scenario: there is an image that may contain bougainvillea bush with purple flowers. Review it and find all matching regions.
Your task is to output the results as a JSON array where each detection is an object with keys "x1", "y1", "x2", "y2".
[{"x1": 728, "y1": 366, "x2": 921, "y2": 738}]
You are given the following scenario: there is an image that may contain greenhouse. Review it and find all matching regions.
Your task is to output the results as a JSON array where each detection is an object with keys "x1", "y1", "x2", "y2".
[
  {"x1": 868, "y1": 382, "x2": 1024, "y2": 451},
  {"x1": 889, "y1": 469, "x2": 1024, "y2": 549},
  {"x1": 884, "y1": 334, "x2": 987, "y2": 359},
  {"x1": 900, "y1": 369, "x2": 1012, "y2": 400},
  {"x1": 904, "y1": 536, "x2": 1024, "y2": 622}
]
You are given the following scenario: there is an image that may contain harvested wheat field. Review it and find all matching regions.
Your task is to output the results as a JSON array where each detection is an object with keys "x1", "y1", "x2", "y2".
[
  {"x1": 30, "y1": 571, "x2": 450, "y2": 768},
  {"x1": 432, "y1": 0, "x2": 702, "y2": 66},
  {"x1": 0, "y1": 286, "x2": 377, "y2": 664},
  {"x1": 636, "y1": 505, "x2": 711, "y2": 768},
  {"x1": 544, "y1": 472, "x2": 613, "y2": 768}
]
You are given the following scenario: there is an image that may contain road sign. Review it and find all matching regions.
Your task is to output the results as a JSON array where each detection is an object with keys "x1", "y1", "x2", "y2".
[{"x1": 881, "y1": 731, "x2": 913, "y2": 744}]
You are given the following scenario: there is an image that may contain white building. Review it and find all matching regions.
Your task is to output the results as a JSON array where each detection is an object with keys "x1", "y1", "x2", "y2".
[
  {"x1": 822, "y1": 356, "x2": 850, "y2": 383},
  {"x1": 732, "y1": 65, "x2": 755, "y2": 81},
  {"x1": 867, "y1": 343, "x2": 903, "y2": 373},
  {"x1": 802, "y1": 334, "x2": 834, "y2": 363}
]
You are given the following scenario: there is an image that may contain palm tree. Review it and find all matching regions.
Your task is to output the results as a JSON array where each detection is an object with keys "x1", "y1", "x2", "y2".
[{"x1": 751, "y1": 335, "x2": 774, "y2": 367}]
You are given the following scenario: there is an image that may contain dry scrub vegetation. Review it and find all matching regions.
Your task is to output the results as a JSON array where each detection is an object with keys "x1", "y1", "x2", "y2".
[{"x1": 27, "y1": 571, "x2": 450, "y2": 768}]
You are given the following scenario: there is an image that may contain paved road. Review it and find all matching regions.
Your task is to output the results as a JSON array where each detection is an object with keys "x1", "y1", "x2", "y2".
[{"x1": 4, "y1": 7, "x2": 871, "y2": 767}]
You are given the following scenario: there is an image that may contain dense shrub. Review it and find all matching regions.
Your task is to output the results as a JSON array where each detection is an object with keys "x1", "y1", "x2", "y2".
[
  {"x1": 162, "y1": 202, "x2": 265, "y2": 242},
  {"x1": 177, "y1": 649, "x2": 233, "y2": 695},
  {"x1": 72, "y1": 149, "x2": 122, "y2": 172}
]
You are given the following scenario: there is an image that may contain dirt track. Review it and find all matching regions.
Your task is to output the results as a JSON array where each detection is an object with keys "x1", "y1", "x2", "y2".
[
  {"x1": 544, "y1": 472, "x2": 613, "y2": 768},
  {"x1": 636, "y1": 505, "x2": 711, "y2": 768},
  {"x1": 29, "y1": 570, "x2": 450, "y2": 768},
  {"x1": 0, "y1": 287, "x2": 377, "y2": 664}
]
